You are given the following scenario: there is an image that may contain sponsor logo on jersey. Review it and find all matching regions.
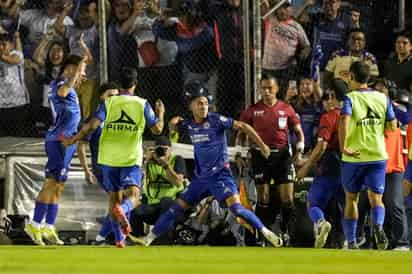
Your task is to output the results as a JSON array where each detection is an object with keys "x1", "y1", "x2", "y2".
[
  {"x1": 191, "y1": 134, "x2": 210, "y2": 143},
  {"x1": 357, "y1": 107, "x2": 382, "y2": 126},
  {"x1": 254, "y1": 110, "x2": 264, "y2": 117},
  {"x1": 106, "y1": 110, "x2": 138, "y2": 132}
]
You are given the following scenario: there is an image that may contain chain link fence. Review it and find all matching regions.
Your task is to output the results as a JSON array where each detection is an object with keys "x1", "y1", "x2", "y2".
[{"x1": 0, "y1": 0, "x2": 405, "y2": 139}]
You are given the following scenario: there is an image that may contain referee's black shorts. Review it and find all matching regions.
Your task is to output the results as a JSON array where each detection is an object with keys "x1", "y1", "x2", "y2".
[{"x1": 250, "y1": 147, "x2": 295, "y2": 185}]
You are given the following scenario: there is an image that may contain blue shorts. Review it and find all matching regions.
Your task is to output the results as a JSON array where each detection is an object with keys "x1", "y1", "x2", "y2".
[
  {"x1": 101, "y1": 165, "x2": 142, "y2": 192},
  {"x1": 308, "y1": 176, "x2": 344, "y2": 209},
  {"x1": 341, "y1": 161, "x2": 386, "y2": 194},
  {"x1": 404, "y1": 161, "x2": 412, "y2": 183},
  {"x1": 180, "y1": 168, "x2": 238, "y2": 206},
  {"x1": 45, "y1": 141, "x2": 76, "y2": 182}
]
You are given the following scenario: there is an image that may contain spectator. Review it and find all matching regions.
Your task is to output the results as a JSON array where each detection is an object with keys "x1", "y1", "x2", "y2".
[
  {"x1": 286, "y1": 76, "x2": 322, "y2": 152},
  {"x1": 383, "y1": 31, "x2": 412, "y2": 90},
  {"x1": 31, "y1": 38, "x2": 68, "y2": 134},
  {"x1": 325, "y1": 29, "x2": 378, "y2": 96},
  {"x1": 152, "y1": 0, "x2": 218, "y2": 107},
  {"x1": 16, "y1": 0, "x2": 74, "y2": 59},
  {"x1": 119, "y1": 0, "x2": 183, "y2": 118},
  {"x1": 262, "y1": 1, "x2": 311, "y2": 98},
  {"x1": 299, "y1": 0, "x2": 352, "y2": 71},
  {"x1": 108, "y1": 0, "x2": 138, "y2": 83},
  {"x1": 0, "y1": 0, "x2": 19, "y2": 34},
  {"x1": 54, "y1": 0, "x2": 100, "y2": 119},
  {"x1": 130, "y1": 136, "x2": 186, "y2": 236},
  {"x1": 211, "y1": 0, "x2": 246, "y2": 118},
  {"x1": 0, "y1": 32, "x2": 30, "y2": 136}
]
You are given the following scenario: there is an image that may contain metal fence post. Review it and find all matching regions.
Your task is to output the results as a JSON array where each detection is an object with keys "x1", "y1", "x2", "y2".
[
  {"x1": 253, "y1": 0, "x2": 262, "y2": 104},
  {"x1": 242, "y1": 0, "x2": 251, "y2": 107},
  {"x1": 98, "y1": 0, "x2": 108, "y2": 85}
]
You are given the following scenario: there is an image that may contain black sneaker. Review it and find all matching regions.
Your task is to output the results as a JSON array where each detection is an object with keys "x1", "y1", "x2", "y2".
[
  {"x1": 344, "y1": 241, "x2": 360, "y2": 250},
  {"x1": 373, "y1": 226, "x2": 388, "y2": 250}
]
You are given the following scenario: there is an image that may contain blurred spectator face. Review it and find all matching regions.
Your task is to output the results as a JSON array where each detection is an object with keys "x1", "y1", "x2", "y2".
[
  {"x1": 190, "y1": 96, "x2": 209, "y2": 119},
  {"x1": 324, "y1": 0, "x2": 340, "y2": 18},
  {"x1": 47, "y1": 0, "x2": 64, "y2": 17},
  {"x1": 351, "y1": 10, "x2": 360, "y2": 24},
  {"x1": 227, "y1": 0, "x2": 241, "y2": 8},
  {"x1": 113, "y1": 0, "x2": 131, "y2": 22},
  {"x1": 348, "y1": 31, "x2": 365, "y2": 52},
  {"x1": 395, "y1": 36, "x2": 412, "y2": 57},
  {"x1": 275, "y1": 5, "x2": 290, "y2": 21},
  {"x1": 321, "y1": 91, "x2": 338, "y2": 112},
  {"x1": 78, "y1": 5, "x2": 95, "y2": 28},
  {"x1": 100, "y1": 89, "x2": 119, "y2": 100},
  {"x1": 260, "y1": 78, "x2": 279, "y2": 102},
  {"x1": 48, "y1": 43, "x2": 65, "y2": 65},
  {"x1": 299, "y1": 78, "x2": 314, "y2": 99},
  {"x1": 0, "y1": 39, "x2": 11, "y2": 54}
]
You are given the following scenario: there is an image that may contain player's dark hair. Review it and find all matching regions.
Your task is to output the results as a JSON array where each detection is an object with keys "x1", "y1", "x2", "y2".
[
  {"x1": 349, "y1": 61, "x2": 370, "y2": 84},
  {"x1": 99, "y1": 82, "x2": 120, "y2": 95},
  {"x1": 261, "y1": 73, "x2": 278, "y2": 85},
  {"x1": 62, "y1": 54, "x2": 84, "y2": 70},
  {"x1": 120, "y1": 67, "x2": 138, "y2": 89},
  {"x1": 396, "y1": 30, "x2": 412, "y2": 43}
]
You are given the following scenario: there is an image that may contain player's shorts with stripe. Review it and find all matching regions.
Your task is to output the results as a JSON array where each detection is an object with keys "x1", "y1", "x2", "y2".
[
  {"x1": 341, "y1": 161, "x2": 386, "y2": 194},
  {"x1": 45, "y1": 141, "x2": 77, "y2": 182},
  {"x1": 100, "y1": 165, "x2": 142, "y2": 192},
  {"x1": 180, "y1": 168, "x2": 238, "y2": 206}
]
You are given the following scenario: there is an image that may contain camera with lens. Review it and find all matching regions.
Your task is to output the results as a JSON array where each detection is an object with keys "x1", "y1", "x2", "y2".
[{"x1": 154, "y1": 146, "x2": 167, "y2": 157}]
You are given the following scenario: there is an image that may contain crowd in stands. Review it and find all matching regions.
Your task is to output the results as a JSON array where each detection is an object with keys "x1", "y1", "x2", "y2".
[{"x1": 1, "y1": 0, "x2": 412, "y2": 249}]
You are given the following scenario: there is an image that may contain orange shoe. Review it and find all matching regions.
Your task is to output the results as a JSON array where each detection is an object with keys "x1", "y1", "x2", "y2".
[{"x1": 112, "y1": 205, "x2": 131, "y2": 236}]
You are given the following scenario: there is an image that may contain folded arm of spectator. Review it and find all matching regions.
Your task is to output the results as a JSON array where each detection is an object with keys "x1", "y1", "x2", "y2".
[
  {"x1": 54, "y1": 0, "x2": 73, "y2": 36},
  {"x1": 0, "y1": 46, "x2": 22, "y2": 65},
  {"x1": 119, "y1": 0, "x2": 145, "y2": 34}
]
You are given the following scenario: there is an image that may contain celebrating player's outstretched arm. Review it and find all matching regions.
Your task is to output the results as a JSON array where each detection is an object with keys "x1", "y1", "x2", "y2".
[{"x1": 232, "y1": 121, "x2": 271, "y2": 159}]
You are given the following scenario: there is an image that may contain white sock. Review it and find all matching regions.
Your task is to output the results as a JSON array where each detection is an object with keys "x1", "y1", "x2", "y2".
[
  {"x1": 44, "y1": 224, "x2": 54, "y2": 229},
  {"x1": 31, "y1": 221, "x2": 42, "y2": 229},
  {"x1": 96, "y1": 235, "x2": 105, "y2": 242}
]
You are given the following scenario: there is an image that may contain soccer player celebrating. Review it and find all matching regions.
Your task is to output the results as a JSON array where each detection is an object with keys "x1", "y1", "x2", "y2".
[
  {"x1": 130, "y1": 81, "x2": 283, "y2": 247},
  {"x1": 339, "y1": 61, "x2": 396, "y2": 249},
  {"x1": 238, "y1": 75, "x2": 304, "y2": 244},
  {"x1": 77, "y1": 82, "x2": 119, "y2": 244},
  {"x1": 63, "y1": 67, "x2": 165, "y2": 247},
  {"x1": 25, "y1": 55, "x2": 87, "y2": 246},
  {"x1": 295, "y1": 90, "x2": 344, "y2": 248}
]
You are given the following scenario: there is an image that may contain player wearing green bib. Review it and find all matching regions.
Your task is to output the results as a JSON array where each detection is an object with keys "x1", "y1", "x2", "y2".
[
  {"x1": 339, "y1": 62, "x2": 396, "y2": 250},
  {"x1": 63, "y1": 68, "x2": 165, "y2": 247}
]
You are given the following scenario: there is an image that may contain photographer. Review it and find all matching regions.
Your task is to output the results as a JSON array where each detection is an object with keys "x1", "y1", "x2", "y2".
[{"x1": 130, "y1": 136, "x2": 186, "y2": 236}]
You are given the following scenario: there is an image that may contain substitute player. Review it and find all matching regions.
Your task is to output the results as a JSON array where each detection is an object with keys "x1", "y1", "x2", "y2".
[
  {"x1": 25, "y1": 55, "x2": 87, "y2": 246},
  {"x1": 238, "y1": 75, "x2": 304, "y2": 243},
  {"x1": 64, "y1": 68, "x2": 165, "y2": 247},
  {"x1": 77, "y1": 82, "x2": 119, "y2": 244},
  {"x1": 130, "y1": 81, "x2": 283, "y2": 247},
  {"x1": 339, "y1": 61, "x2": 396, "y2": 249},
  {"x1": 295, "y1": 90, "x2": 344, "y2": 248}
]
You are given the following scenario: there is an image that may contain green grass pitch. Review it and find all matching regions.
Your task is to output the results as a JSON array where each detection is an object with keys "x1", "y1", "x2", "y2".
[{"x1": 0, "y1": 246, "x2": 411, "y2": 274}]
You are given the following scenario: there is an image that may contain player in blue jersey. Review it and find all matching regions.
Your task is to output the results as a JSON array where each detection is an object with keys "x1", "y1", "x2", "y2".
[
  {"x1": 25, "y1": 55, "x2": 87, "y2": 246},
  {"x1": 295, "y1": 90, "x2": 344, "y2": 248},
  {"x1": 130, "y1": 81, "x2": 283, "y2": 247}
]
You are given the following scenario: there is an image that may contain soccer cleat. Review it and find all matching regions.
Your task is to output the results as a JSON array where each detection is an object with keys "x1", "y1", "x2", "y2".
[
  {"x1": 392, "y1": 246, "x2": 410, "y2": 251},
  {"x1": 112, "y1": 205, "x2": 131, "y2": 236},
  {"x1": 373, "y1": 226, "x2": 388, "y2": 250},
  {"x1": 262, "y1": 230, "x2": 283, "y2": 248},
  {"x1": 42, "y1": 226, "x2": 64, "y2": 245},
  {"x1": 128, "y1": 234, "x2": 153, "y2": 247},
  {"x1": 346, "y1": 241, "x2": 360, "y2": 250},
  {"x1": 24, "y1": 223, "x2": 45, "y2": 246},
  {"x1": 314, "y1": 220, "x2": 331, "y2": 248}
]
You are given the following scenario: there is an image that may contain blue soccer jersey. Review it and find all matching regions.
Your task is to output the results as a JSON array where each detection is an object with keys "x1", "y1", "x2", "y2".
[
  {"x1": 46, "y1": 79, "x2": 81, "y2": 141},
  {"x1": 182, "y1": 112, "x2": 233, "y2": 178}
]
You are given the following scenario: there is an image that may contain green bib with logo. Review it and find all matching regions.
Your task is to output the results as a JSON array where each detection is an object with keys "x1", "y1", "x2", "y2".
[
  {"x1": 144, "y1": 155, "x2": 184, "y2": 205},
  {"x1": 98, "y1": 95, "x2": 146, "y2": 167},
  {"x1": 342, "y1": 91, "x2": 388, "y2": 163}
]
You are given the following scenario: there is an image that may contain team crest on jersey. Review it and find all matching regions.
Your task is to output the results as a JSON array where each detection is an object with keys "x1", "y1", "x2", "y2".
[
  {"x1": 254, "y1": 110, "x2": 264, "y2": 117},
  {"x1": 204, "y1": 122, "x2": 210, "y2": 129},
  {"x1": 219, "y1": 116, "x2": 228, "y2": 122}
]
